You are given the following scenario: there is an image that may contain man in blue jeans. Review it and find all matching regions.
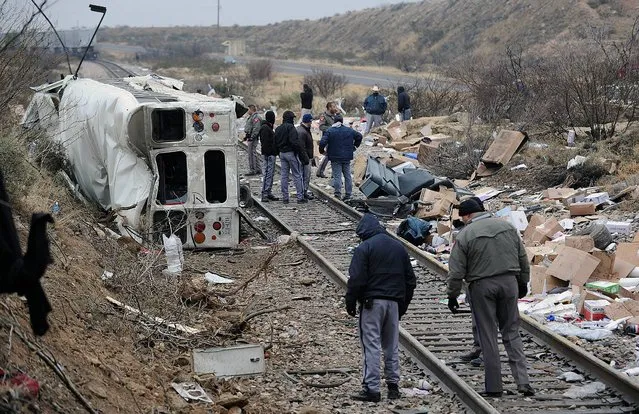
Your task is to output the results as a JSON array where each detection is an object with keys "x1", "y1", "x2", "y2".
[
  {"x1": 274, "y1": 111, "x2": 307, "y2": 204},
  {"x1": 319, "y1": 114, "x2": 362, "y2": 201}
]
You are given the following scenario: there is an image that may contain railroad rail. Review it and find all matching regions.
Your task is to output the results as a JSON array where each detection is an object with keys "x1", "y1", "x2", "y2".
[
  {"x1": 94, "y1": 59, "x2": 136, "y2": 78},
  {"x1": 238, "y1": 144, "x2": 639, "y2": 413}
]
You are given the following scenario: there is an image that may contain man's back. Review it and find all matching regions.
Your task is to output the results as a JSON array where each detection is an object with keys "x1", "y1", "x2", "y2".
[{"x1": 321, "y1": 125, "x2": 362, "y2": 161}]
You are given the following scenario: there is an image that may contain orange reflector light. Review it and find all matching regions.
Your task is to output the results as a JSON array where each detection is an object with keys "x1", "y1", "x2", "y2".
[
  {"x1": 193, "y1": 232, "x2": 206, "y2": 244},
  {"x1": 212, "y1": 122, "x2": 220, "y2": 132},
  {"x1": 211, "y1": 235, "x2": 217, "y2": 240}
]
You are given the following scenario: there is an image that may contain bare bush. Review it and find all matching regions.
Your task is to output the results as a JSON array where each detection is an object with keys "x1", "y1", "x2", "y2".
[
  {"x1": 247, "y1": 59, "x2": 273, "y2": 81},
  {"x1": 387, "y1": 77, "x2": 463, "y2": 118},
  {"x1": 303, "y1": 68, "x2": 348, "y2": 99}
]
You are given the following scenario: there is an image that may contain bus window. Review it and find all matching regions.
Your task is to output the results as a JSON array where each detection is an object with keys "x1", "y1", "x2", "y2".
[
  {"x1": 205, "y1": 150, "x2": 227, "y2": 203},
  {"x1": 156, "y1": 152, "x2": 188, "y2": 205},
  {"x1": 152, "y1": 108, "x2": 185, "y2": 142}
]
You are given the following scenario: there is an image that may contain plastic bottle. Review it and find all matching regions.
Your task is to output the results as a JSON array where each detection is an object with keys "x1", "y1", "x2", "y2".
[
  {"x1": 51, "y1": 201, "x2": 60, "y2": 215},
  {"x1": 162, "y1": 234, "x2": 183, "y2": 274}
]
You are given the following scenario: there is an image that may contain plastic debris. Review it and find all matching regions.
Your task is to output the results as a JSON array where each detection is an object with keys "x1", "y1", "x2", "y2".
[
  {"x1": 558, "y1": 372, "x2": 585, "y2": 382},
  {"x1": 205, "y1": 272, "x2": 234, "y2": 284},
  {"x1": 100, "y1": 270, "x2": 114, "y2": 281},
  {"x1": 171, "y1": 382, "x2": 213, "y2": 403},
  {"x1": 163, "y1": 234, "x2": 184, "y2": 274},
  {"x1": 567, "y1": 155, "x2": 587, "y2": 170},
  {"x1": 563, "y1": 381, "x2": 606, "y2": 399},
  {"x1": 547, "y1": 322, "x2": 613, "y2": 341}
]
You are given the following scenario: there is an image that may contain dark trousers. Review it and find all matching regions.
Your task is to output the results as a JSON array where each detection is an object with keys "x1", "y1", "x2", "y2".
[{"x1": 469, "y1": 275, "x2": 529, "y2": 393}]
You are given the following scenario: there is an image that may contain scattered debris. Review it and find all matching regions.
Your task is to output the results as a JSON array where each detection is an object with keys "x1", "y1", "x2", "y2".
[
  {"x1": 563, "y1": 381, "x2": 606, "y2": 399},
  {"x1": 204, "y1": 272, "x2": 234, "y2": 284},
  {"x1": 193, "y1": 344, "x2": 266, "y2": 377},
  {"x1": 171, "y1": 382, "x2": 213, "y2": 403}
]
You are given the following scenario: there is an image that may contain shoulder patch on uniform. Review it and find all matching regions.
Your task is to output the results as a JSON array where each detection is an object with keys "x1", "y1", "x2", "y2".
[{"x1": 253, "y1": 118, "x2": 260, "y2": 122}]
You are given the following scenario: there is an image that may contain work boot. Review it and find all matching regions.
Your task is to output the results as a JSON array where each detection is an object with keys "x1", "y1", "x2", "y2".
[
  {"x1": 387, "y1": 383, "x2": 401, "y2": 400},
  {"x1": 470, "y1": 356, "x2": 484, "y2": 367},
  {"x1": 460, "y1": 350, "x2": 481, "y2": 362},
  {"x1": 351, "y1": 390, "x2": 381, "y2": 402},
  {"x1": 479, "y1": 391, "x2": 502, "y2": 398},
  {"x1": 517, "y1": 384, "x2": 535, "y2": 396},
  {"x1": 342, "y1": 195, "x2": 352, "y2": 202},
  {"x1": 267, "y1": 194, "x2": 280, "y2": 201},
  {"x1": 260, "y1": 197, "x2": 269, "y2": 203},
  {"x1": 297, "y1": 198, "x2": 308, "y2": 204},
  {"x1": 305, "y1": 192, "x2": 315, "y2": 200}
]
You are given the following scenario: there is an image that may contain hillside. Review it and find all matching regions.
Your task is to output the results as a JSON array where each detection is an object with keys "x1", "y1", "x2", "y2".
[{"x1": 101, "y1": 0, "x2": 639, "y2": 68}]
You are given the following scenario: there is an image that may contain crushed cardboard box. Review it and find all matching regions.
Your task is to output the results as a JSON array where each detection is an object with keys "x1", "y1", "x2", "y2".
[
  {"x1": 476, "y1": 130, "x2": 528, "y2": 177},
  {"x1": 530, "y1": 265, "x2": 568, "y2": 295},
  {"x1": 604, "y1": 300, "x2": 639, "y2": 324},
  {"x1": 569, "y1": 202, "x2": 596, "y2": 217},
  {"x1": 415, "y1": 187, "x2": 458, "y2": 219},
  {"x1": 545, "y1": 246, "x2": 601, "y2": 287},
  {"x1": 565, "y1": 236, "x2": 595, "y2": 252}
]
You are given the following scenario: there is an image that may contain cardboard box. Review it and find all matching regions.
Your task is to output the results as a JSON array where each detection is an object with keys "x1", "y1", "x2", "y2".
[
  {"x1": 613, "y1": 258, "x2": 635, "y2": 278},
  {"x1": 526, "y1": 245, "x2": 561, "y2": 265},
  {"x1": 481, "y1": 130, "x2": 528, "y2": 167},
  {"x1": 417, "y1": 142, "x2": 439, "y2": 165},
  {"x1": 615, "y1": 242, "x2": 639, "y2": 267},
  {"x1": 545, "y1": 246, "x2": 601, "y2": 286},
  {"x1": 545, "y1": 188, "x2": 586, "y2": 206},
  {"x1": 565, "y1": 236, "x2": 595, "y2": 252},
  {"x1": 508, "y1": 211, "x2": 528, "y2": 232},
  {"x1": 604, "y1": 221, "x2": 632, "y2": 235},
  {"x1": 530, "y1": 265, "x2": 568, "y2": 295},
  {"x1": 415, "y1": 187, "x2": 458, "y2": 219},
  {"x1": 585, "y1": 281, "x2": 620, "y2": 295},
  {"x1": 526, "y1": 218, "x2": 565, "y2": 245},
  {"x1": 605, "y1": 299, "x2": 639, "y2": 323},
  {"x1": 583, "y1": 300, "x2": 610, "y2": 321},
  {"x1": 589, "y1": 249, "x2": 616, "y2": 281},
  {"x1": 523, "y1": 214, "x2": 545, "y2": 244},
  {"x1": 437, "y1": 221, "x2": 451, "y2": 236},
  {"x1": 569, "y1": 202, "x2": 596, "y2": 216},
  {"x1": 583, "y1": 192, "x2": 610, "y2": 205}
]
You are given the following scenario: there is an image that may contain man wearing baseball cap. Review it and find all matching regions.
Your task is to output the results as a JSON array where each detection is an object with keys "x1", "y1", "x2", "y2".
[
  {"x1": 446, "y1": 198, "x2": 534, "y2": 398},
  {"x1": 296, "y1": 113, "x2": 315, "y2": 200},
  {"x1": 362, "y1": 85, "x2": 387, "y2": 135}
]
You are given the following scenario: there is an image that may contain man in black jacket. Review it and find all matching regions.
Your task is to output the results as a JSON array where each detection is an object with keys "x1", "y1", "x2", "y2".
[
  {"x1": 0, "y1": 168, "x2": 54, "y2": 336},
  {"x1": 397, "y1": 86, "x2": 411, "y2": 121},
  {"x1": 274, "y1": 111, "x2": 307, "y2": 204},
  {"x1": 346, "y1": 214, "x2": 416, "y2": 402},
  {"x1": 296, "y1": 113, "x2": 315, "y2": 200},
  {"x1": 259, "y1": 111, "x2": 279, "y2": 202},
  {"x1": 300, "y1": 84, "x2": 313, "y2": 117}
]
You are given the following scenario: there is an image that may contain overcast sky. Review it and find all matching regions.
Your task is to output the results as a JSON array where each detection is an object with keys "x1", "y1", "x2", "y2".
[{"x1": 13, "y1": 0, "x2": 421, "y2": 30}]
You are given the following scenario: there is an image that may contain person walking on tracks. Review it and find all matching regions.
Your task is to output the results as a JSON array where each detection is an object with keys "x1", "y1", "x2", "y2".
[
  {"x1": 274, "y1": 110, "x2": 307, "y2": 204},
  {"x1": 346, "y1": 213, "x2": 416, "y2": 402},
  {"x1": 446, "y1": 198, "x2": 534, "y2": 398},
  {"x1": 243, "y1": 104, "x2": 262, "y2": 176},
  {"x1": 296, "y1": 113, "x2": 315, "y2": 200},
  {"x1": 316, "y1": 101, "x2": 340, "y2": 178},
  {"x1": 362, "y1": 85, "x2": 387, "y2": 135},
  {"x1": 319, "y1": 114, "x2": 362, "y2": 201},
  {"x1": 300, "y1": 83, "x2": 313, "y2": 118},
  {"x1": 259, "y1": 110, "x2": 279, "y2": 202}
]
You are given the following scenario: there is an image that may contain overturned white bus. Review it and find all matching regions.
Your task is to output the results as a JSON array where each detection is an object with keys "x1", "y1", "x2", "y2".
[{"x1": 22, "y1": 74, "x2": 248, "y2": 249}]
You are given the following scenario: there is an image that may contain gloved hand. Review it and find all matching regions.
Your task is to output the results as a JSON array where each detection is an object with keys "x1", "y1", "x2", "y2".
[
  {"x1": 518, "y1": 282, "x2": 528, "y2": 299},
  {"x1": 447, "y1": 296, "x2": 459, "y2": 314},
  {"x1": 319, "y1": 148, "x2": 325, "y2": 155},
  {"x1": 346, "y1": 299, "x2": 357, "y2": 317}
]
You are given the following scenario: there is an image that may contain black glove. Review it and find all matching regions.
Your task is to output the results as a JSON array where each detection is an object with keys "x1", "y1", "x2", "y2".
[
  {"x1": 319, "y1": 148, "x2": 325, "y2": 155},
  {"x1": 447, "y1": 296, "x2": 459, "y2": 314},
  {"x1": 518, "y1": 282, "x2": 528, "y2": 299},
  {"x1": 346, "y1": 299, "x2": 357, "y2": 317}
]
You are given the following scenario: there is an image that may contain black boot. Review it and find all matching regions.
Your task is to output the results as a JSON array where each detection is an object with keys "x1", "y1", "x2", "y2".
[
  {"x1": 460, "y1": 349, "x2": 481, "y2": 362},
  {"x1": 351, "y1": 390, "x2": 381, "y2": 402},
  {"x1": 517, "y1": 384, "x2": 535, "y2": 396},
  {"x1": 387, "y1": 383, "x2": 401, "y2": 400}
]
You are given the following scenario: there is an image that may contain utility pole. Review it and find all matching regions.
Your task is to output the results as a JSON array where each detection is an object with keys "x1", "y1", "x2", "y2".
[{"x1": 217, "y1": 0, "x2": 220, "y2": 33}]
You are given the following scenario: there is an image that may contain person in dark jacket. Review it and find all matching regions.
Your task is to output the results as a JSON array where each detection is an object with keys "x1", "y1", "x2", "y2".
[
  {"x1": 319, "y1": 114, "x2": 362, "y2": 201},
  {"x1": 447, "y1": 198, "x2": 534, "y2": 398},
  {"x1": 259, "y1": 111, "x2": 279, "y2": 202},
  {"x1": 300, "y1": 84, "x2": 313, "y2": 117},
  {"x1": 0, "y1": 168, "x2": 54, "y2": 336},
  {"x1": 362, "y1": 85, "x2": 387, "y2": 135},
  {"x1": 274, "y1": 111, "x2": 306, "y2": 204},
  {"x1": 397, "y1": 86, "x2": 411, "y2": 121},
  {"x1": 296, "y1": 113, "x2": 314, "y2": 200},
  {"x1": 346, "y1": 214, "x2": 416, "y2": 402},
  {"x1": 316, "y1": 101, "x2": 340, "y2": 178}
]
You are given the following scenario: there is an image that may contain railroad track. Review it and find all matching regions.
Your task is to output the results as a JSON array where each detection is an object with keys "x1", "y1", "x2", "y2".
[
  {"x1": 94, "y1": 59, "x2": 136, "y2": 77},
  {"x1": 237, "y1": 144, "x2": 639, "y2": 413}
]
